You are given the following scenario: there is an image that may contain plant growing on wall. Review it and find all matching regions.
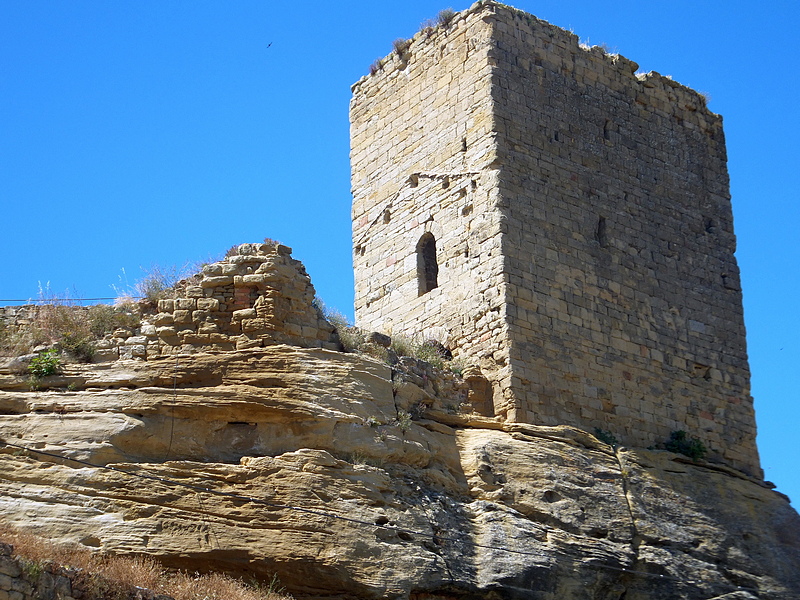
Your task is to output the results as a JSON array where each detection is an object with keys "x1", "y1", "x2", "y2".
[
  {"x1": 664, "y1": 430, "x2": 707, "y2": 461},
  {"x1": 393, "y1": 38, "x2": 411, "y2": 58},
  {"x1": 437, "y1": 8, "x2": 456, "y2": 26}
]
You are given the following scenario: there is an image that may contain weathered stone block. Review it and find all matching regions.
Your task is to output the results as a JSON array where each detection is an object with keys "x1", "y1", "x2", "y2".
[
  {"x1": 230, "y1": 309, "x2": 254, "y2": 324},
  {"x1": 152, "y1": 313, "x2": 173, "y2": 326},
  {"x1": 172, "y1": 310, "x2": 192, "y2": 324},
  {"x1": 201, "y1": 276, "x2": 234, "y2": 288},
  {"x1": 197, "y1": 322, "x2": 220, "y2": 334},
  {"x1": 196, "y1": 298, "x2": 219, "y2": 311},
  {"x1": 235, "y1": 335, "x2": 262, "y2": 350},
  {"x1": 175, "y1": 298, "x2": 196, "y2": 310},
  {"x1": 242, "y1": 274, "x2": 266, "y2": 284},
  {"x1": 241, "y1": 318, "x2": 268, "y2": 333}
]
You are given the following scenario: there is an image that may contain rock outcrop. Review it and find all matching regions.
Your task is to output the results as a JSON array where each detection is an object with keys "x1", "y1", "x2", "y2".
[{"x1": 0, "y1": 346, "x2": 797, "y2": 599}]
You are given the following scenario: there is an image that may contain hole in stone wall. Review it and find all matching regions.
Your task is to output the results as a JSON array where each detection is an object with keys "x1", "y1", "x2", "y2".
[
  {"x1": 409, "y1": 174, "x2": 419, "y2": 188},
  {"x1": 691, "y1": 363, "x2": 711, "y2": 381},
  {"x1": 704, "y1": 218, "x2": 715, "y2": 233},
  {"x1": 603, "y1": 119, "x2": 611, "y2": 140},
  {"x1": 554, "y1": 130, "x2": 560, "y2": 142},
  {"x1": 471, "y1": 179, "x2": 477, "y2": 190},
  {"x1": 595, "y1": 216, "x2": 608, "y2": 247},
  {"x1": 416, "y1": 233, "x2": 438, "y2": 296},
  {"x1": 461, "y1": 138, "x2": 467, "y2": 152},
  {"x1": 442, "y1": 176, "x2": 450, "y2": 190},
  {"x1": 355, "y1": 245, "x2": 366, "y2": 257},
  {"x1": 383, "y1": 209, "x2": 391, "y2": 224},
  {"x1": 462, "y1": 204, "x2": 473, "y2": 216}
]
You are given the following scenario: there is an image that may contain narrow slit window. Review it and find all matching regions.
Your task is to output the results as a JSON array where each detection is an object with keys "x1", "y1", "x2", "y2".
[
  {"x1": 416, "y1": 233, "x2": 438, "y2": 295},
  {"x1": 595, "y1": 216, "x2": 608, "y2": 247}
]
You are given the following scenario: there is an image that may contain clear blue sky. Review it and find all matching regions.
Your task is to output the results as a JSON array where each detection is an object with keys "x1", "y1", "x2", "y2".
[{"x1": 1, "y1": 1, "x2": 798, "y2": 504}]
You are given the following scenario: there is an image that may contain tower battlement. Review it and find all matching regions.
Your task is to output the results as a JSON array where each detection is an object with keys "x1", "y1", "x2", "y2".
[{"x1": 350, "y1": 1, "x2": 759, "y2": 475}]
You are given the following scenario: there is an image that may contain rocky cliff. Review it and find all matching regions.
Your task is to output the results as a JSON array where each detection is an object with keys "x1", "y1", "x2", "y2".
[{"x1": 0, "y1": 345, "x2": 798, "y2": 600}]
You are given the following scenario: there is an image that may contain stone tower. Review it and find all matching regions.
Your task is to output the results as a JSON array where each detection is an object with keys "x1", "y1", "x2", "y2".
[{"x1": 350, "y1": 1, "x2": 760, "y2": 476}]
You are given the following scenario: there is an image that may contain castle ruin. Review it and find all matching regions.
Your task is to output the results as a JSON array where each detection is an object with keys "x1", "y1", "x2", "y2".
[{"x1": 350, "y1": 1, "x2": 760, "y2": 475}]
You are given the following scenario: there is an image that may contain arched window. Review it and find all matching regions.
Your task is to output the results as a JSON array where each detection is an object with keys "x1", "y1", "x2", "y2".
[{"x1": 416, "y1": 233, "x2": 438, "y2": 296}]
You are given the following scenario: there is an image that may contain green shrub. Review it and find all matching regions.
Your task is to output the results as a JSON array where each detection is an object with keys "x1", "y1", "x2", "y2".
[
  {"x1": 28, "y1": 349, "x2": 61, "y2": 377},
  {"x1": 665, "y1": 430, "x2": 707, "y2": 461},
  {"x1": 594, "y1": 428, "x2": 619, "y2": 447},
  {"x1": 413, "y1": 342, "x2": 446, "y2": 370},
  {"x1": 20, "y1": 558, "x2": 44, "y2": 580},
  {"x1": 59, "y1": 332, "x2": 96, "y2": 362},
  {"x1": 390, "y1": 335, "x2": 454, "y2": 371},
  {"x1": 396, "y1": 410, "x2": 413, "y2": 431},
  {"x1": 448, "y1": 358, "x2": 465, "y2": 376}
]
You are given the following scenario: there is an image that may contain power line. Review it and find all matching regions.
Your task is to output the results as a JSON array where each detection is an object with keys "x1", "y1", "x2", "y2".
[
  {"x1": 0, "y1": 439, "x2": 785, "y2": 598},
  {"x1": 0, "y1": 297, "x2": 142, "y2": 303}
]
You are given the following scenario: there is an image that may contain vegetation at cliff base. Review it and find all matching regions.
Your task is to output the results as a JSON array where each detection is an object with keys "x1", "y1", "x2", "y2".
[{"x1": 0, "y1": 522, "x2": 292, "y2": 600}]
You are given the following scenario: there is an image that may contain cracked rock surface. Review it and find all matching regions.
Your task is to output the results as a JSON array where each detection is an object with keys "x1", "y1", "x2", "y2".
[{"x1": 0, "y1": 348, "x2": 798, "y2": 599}]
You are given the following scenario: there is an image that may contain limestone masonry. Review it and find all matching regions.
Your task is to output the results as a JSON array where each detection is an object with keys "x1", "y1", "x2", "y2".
[
  {"x1": 351, "y1": 1, "x2": 759, "y2": 475},
  {"x1": 0, "y1": 243, "x2": 338, "y2": 362}
]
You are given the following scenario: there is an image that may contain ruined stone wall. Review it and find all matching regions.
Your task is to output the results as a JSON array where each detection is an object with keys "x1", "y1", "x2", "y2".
[
  {"x1": 350, "y1": 7, "x2": 511, "y2": 404},
  {"x1": 145, "y1": 243, "x2": 338, "y2": 357},
  {"x1": 0, "y1": 244, "x2": 338, "y2": 363},
  {"x1": 351, "y1": 1, "x2": 759, "y2": 475}
]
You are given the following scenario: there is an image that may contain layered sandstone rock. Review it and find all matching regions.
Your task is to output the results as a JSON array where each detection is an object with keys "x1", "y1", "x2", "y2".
[{"x1": 0, "y1": 347, "x2": 797, "y2": 600}]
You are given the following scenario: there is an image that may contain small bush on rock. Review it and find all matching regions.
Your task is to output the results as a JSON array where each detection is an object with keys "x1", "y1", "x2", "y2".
[
  {"x1": 664, "y1": 430, "x2": 707, "y2": 461},
  {"x1": 437, "y1": 8, "x2": 456, "y2": 26},
  {"x1": 318, "y1": 302, "x2": 365, "y2": 353},
  {"x1": 28, "y1": 349, "x2": 60, "y2": 377},
  {"x1": 86, "y1": 304, "x2": 140, "y2": 337},
  {"x1": 594, "y1": 428, "x2": 619, "y2": 447}
]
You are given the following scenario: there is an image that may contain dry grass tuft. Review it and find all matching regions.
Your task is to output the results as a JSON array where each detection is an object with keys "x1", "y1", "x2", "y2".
[{"x1": 0, "y1": 522, "x2": 291, "y2": 600}]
